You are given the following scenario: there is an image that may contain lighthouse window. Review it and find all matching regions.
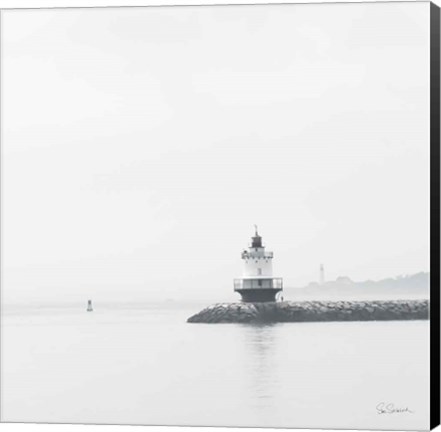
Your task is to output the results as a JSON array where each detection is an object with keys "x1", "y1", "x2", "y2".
[{"x1": 258, "y1": 268, "x2": 262, "y2": 275}]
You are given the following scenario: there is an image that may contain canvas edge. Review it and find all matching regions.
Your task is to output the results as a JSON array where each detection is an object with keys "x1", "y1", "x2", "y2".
[
  {"x1": 430, "y1": 2, "x2": 441, "y2": 430},
  {"x1": 0, "y1": 6, "x2": 4, "y2": 426},
  {"x1": 0, "y1": 0, "x2": 431, "y2": 11}
]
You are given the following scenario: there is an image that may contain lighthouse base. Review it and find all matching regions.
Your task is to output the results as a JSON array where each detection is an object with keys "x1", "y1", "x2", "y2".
[{"x1": 236, "y1": 289, "x2": 282, "y2": 303}]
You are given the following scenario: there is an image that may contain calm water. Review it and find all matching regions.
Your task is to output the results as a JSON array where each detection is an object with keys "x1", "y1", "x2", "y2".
[{"x1": 1, "y1": 302, "x2": 429, "y2": 430}]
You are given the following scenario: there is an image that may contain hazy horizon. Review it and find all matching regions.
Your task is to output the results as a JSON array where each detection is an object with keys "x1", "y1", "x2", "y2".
[{"x1": 1, "y1": 2, "x2": 430, "y2": 304}]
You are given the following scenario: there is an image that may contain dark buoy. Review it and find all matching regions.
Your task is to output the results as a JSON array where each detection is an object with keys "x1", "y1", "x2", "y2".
[{"x1": 87, "y1": 299, "x2": 93, "y2": 312}]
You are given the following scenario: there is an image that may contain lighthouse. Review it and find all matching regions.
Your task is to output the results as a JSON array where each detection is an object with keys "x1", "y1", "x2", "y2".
[
  {"x1": 233, "y1": 226, "x2": 283, "y2": 302},
  {"x1": 320, "y1": 264, "x2": 325, "y2": 285}
]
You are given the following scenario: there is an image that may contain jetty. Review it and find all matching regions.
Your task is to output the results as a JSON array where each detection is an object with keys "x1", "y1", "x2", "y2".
[{"x1": 187, "y1": 299, "x2": 429, "y2": 323}]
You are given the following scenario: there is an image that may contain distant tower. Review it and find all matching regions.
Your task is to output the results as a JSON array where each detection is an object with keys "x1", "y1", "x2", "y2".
[
  {"x1": 87, "y1": 300, "x2": 93, "y2": 312},
  {"x1": 320, "y1": 264, "x2": 325, "y2": 285},
  {"x1": 234, "y1": 226, "x2": 283, "y2": 302}
]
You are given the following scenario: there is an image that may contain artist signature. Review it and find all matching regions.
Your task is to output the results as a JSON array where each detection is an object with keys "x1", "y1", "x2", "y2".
[{"x1": 376, "y1": 402, "x2": 414, "y2": 415}]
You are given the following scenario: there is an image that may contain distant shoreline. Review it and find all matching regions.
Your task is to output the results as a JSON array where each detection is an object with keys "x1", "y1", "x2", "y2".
[{"x1": 285, "y1": 272, "x2": 429, "y2": 300}]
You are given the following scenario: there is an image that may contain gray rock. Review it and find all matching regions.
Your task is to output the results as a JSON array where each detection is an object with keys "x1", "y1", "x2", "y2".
[{"x1": 187, "y1": 299, "x2": 429, "y2": 324}]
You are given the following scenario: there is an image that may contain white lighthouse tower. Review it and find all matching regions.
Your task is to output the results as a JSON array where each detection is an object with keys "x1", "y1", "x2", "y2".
[{"x1": 234, "y1": 226, "x2": 283, "y2": 302}]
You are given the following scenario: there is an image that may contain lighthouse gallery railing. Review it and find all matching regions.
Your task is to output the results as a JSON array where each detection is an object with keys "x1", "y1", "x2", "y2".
[{"x1": 233, "y1": 278, "x2": 283, "y2": 290}]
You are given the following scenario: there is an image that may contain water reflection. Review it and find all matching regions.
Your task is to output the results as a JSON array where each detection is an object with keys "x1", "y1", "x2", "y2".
[{"x1": 239, "y1": 324, "x2": 280, "y2": 424}]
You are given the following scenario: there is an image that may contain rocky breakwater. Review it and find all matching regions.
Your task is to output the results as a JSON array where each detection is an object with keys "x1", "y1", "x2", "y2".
[{"x1": 187, "y1": 299, "x2": 429, "y2": 324}]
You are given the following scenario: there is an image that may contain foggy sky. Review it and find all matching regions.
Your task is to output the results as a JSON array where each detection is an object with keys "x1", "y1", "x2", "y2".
[{"x1": 1, "y1": 2, "x2": 430, "y2": 303}]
